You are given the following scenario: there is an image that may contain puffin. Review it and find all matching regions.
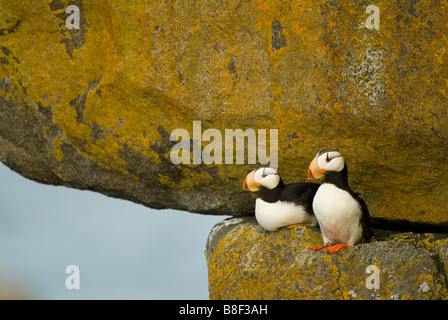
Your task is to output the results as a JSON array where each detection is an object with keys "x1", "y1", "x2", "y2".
[
  {"x1": 307, "y1": 149, "x2": 371, "y2": 253},
  {"x1": 243, "y1": 166, "x2": 319, "y2": 231}
]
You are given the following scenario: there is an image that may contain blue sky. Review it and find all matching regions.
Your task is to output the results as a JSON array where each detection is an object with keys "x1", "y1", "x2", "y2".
[{"x1": 0, "y1": 162, "x2": 226, "y2": 299}]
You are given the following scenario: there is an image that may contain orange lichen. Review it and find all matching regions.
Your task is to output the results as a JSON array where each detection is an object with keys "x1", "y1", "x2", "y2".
[
  {"x1": 1, "y1": 0, "x2": 448, "y2": 222},
  {"x1": 207, "y1": 219, "x2": 448, "y2": 300}
]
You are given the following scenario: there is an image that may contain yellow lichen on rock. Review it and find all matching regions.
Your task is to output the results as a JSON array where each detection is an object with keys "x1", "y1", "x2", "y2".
[
  {"x1": 207, "y1": 217, "x2": 448, "y2": 300},
  {"x1": 1, "y1": 0, "x2": 448, "y2": 220}
]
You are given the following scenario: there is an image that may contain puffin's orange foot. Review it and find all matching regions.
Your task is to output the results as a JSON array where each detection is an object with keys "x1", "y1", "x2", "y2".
[
  {"x1": 308, "y1": 244, "x2": 329, "y2": 250},
  {"x1": 286, "y1": 223, "x2": 312, "y2": 229},
  {"x1": 326, "y1": 244, "x2": 352, "y2": 253}
]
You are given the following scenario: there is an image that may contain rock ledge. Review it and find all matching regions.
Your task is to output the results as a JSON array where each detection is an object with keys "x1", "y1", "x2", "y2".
[{"x1": 206, "y1": 217, "x2": 448, "y2": 300}]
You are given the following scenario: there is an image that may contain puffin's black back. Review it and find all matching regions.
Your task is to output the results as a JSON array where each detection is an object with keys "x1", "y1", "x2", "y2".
[
  {"x1": 281, "y1": 182, "x2": 320, "y2": 215},
  {"x1": 257, "y1": 179, "x2": 320, "y2": 215}
]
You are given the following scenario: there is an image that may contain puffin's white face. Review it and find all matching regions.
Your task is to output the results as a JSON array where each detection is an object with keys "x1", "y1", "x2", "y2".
[
  {"x1": 308, "y1": 149, "x2": 345, "y2": 179},
  {"x1": 243, "y1": 167, "x2": 280, "y2": 191}
]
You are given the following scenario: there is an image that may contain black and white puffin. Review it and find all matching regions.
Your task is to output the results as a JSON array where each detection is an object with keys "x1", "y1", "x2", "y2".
[
  {"x1": 243, "y1": 167, "x2": 319, "y2": 231},
  {"x1": 307, "y1": 149, "x2": 371, "y2": 253}
]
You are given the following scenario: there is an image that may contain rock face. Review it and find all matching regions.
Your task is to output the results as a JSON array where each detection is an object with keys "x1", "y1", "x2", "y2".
[
  {"x1": 1, "y1": 1, "x2": 448, "y2": 223},
  {"x1": 206, "y1": 217, "x2": 448, "y2": 300}
]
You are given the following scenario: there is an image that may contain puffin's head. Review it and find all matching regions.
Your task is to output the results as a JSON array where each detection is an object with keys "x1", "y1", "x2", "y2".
[
  {"x1": 243, "y1": 167, "x2": 280, "y2": 192},
  {"x1": 307, "y1": 149, "x2": 345, "y2": 179}
]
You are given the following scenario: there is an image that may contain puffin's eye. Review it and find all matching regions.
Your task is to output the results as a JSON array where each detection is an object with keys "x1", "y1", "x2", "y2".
[
  {"x1": 262, "y1": 167, "x2": 267, "y2": 177},
  {"x1": 326, "y1": 153, "x2": 331, "y2": 163}
]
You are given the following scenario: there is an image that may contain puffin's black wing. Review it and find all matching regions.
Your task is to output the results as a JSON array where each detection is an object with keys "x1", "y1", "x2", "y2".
[
  {"x1": 280, "y1": 183, "x2": 320, "y2": 215},
  {"x1": 351, "y1": 191, "x2": 372, "y2": 241}
]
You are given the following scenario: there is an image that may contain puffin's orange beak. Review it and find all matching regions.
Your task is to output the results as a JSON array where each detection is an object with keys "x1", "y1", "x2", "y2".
[
  {"x1": 307, "y1": 156, "x2": 325, "y2": 180},
  {"x1": 307, "y1": 165, "x2": 314, "y2": 179},
  {"x1": 243, "y1": 177, "x2": 250, "y2": 190},
  {"x1": 243, "y1": 170, "x2": 260, "y2": 192}
]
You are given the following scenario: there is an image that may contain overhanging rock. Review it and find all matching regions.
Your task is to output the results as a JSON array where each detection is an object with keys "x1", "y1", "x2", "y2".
[{"x1": 1, "y1": 1, "x2": 448, "y2": 223}]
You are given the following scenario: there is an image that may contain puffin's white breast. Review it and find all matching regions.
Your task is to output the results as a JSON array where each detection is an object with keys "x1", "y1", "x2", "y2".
[
  {"x1": 255, "y1": 198, "x2": 317, "y2": 231},
  {"x1": 312, "y1": 183, "x2": 363, "y2": 245}
]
